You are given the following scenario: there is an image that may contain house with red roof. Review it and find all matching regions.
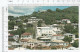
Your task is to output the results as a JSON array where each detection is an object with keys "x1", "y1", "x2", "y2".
[
  {"x1": 8, "y1": 34, "x2": 14, "y2": 41},
  {"x1": 21, "y1": 32, "x2": 32, "y2": 39}
]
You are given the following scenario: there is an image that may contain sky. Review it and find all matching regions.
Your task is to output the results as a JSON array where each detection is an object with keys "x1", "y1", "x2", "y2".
[{"x1": 8, "y1": 6, "x2": 70, "y2": 17}]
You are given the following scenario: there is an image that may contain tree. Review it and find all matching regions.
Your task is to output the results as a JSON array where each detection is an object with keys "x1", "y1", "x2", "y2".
[
  {"x1": 72, "y1": 40, "x2": 79, "y2": 48},
  {"x1": 56, "y1": 8, "x2": 61, "y2": 12},
  {"x1": 64, "y1": 24, "x2": 74, "y2": 33},
  {"x1": 47, "y1": 9, "x2": 53, "y2": 13},
  {"x1": 24, "y1": 19, "x2": 28, "y2": 22},
  {"x1": 63, "y1": 36, "x2": 72, "y2": 44},
  {"x1": 27, "y1": 24, "x2": 33, "y2": 27},
  {"x1": 8, "y1": 16, "x2": 15, "y2": 21},
  {"x1": 9, "y1": 27, "x2": 26, "y2": 38},
  {"x1": 8, "y1": 21, "x2": 16, "y2": 30},
  {"x1": 37, "y1": 20, "x2": 42, "y2": 27}
]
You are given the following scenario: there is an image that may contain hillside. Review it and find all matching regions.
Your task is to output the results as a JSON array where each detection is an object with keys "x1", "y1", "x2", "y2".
[{"x1": 26, "y1": 6, "x2": 78, "y2": 25}]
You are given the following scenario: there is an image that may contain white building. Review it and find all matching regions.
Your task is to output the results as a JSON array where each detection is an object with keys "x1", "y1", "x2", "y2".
[
  {"x1": 52, "y1": 35, "x2": 64, "y2": 40},
  {"x1": 23, "y1": 23, "x2": 27, "y2": 25},
  {"x1": 62, "y1": 19, "x2": 71, "y2": 23},
  {"x1": 36, "y1": 26, "x2": 61, "y2": 38},
  {"x1": 28, "y1": 17, "x2": 42, "y2": 23},
  {"x1": 21, "y1": 32, "x2": 32, "y2": 39},
  {"x1": 21, "y1": 39, "x2": 40, "y2": 49},
  {"x1": 51, "y1": 40, "x2": 69, "y2": 46},
  {"x1": 14, "y1": 26, "x2": 18, "y2": 30}
]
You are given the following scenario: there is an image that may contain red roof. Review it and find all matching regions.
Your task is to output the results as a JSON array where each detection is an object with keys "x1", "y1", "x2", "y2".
[
  {"x1": 9, "y1": 34, "x2": 14, "y2": 36},
  {"x1": 20, "y1": 39, "x2": 29, "y2": 42},
  {"x1": 22, "y1": 32, "x2": 31, "y2": 36}
]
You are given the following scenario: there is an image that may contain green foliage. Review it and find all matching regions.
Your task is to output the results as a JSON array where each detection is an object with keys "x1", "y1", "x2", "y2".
[
  {"x1": 8, "y1": 16, "x2": 15, "y2": 21},
  {"x1": 8, "y1": 6, "x2": 78, "y2": 38},
  {"x1": 37, "y1": 20, "x2": 42, "y2": 27},
  {"x1": 47, "y1": 9, "x2": 53, "y2": 13},
  {"x1": 64, "y1": 24, "x2": 74, "y2": 33},
  {"x1": 8, "y1": 21, "x2": 16, "y2": 30},
  {"x1": 64, "y1": 24, "x2": 78, "y2": 37},
  {"x1": 56, "y1": 8, "x2": 62, "y2": 12},
  {"x1": 31, "y1": 6, "x2": 78, "y2": 25},
  {"x1": 63, "y1": 36, "x2": 72, "y2": 43},
  {"x1": 24, "y1": 19, "x2": 28, "y2": 23},
  {"x1": 72, "y1": 40, "x2": 79, "y2": 48},
  {"x1": 27, "y1": 24, "x2": 33, "y2": 27},
  {"x1": 9, "y1": 28, "x2": 26, "y2": 37}
]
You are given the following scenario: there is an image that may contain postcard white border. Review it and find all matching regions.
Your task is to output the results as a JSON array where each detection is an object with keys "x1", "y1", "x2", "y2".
[{"x1": 2, "y1": 0, "x2": 80, "y2": 52}]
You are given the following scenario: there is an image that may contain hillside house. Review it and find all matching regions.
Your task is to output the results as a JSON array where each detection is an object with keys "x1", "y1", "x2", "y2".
[
  {"x1": 71, "y1": 23, "x2": 78, "y2": 29},
  {"x1": 36, "y1": 26, "x2": 61, "y2": 38},
  {"x1": 11, "y1": 42, "x2": 22, "y2": 48},
  {"x1": 23, "y1": 23, "x2": 27, "y2": 25},
  {"x1": 20, "y1": 39, "x2": 29, "y2": 45},
  {"x1": 52, "y1": 34, "x2": 64, "y2": 40},
  {"x1": 8, "y1": 34, "x2": 15, "y2": 41},
  {"x1": 14, "y1": 26, "x2": 18, "y2": 30},
  {"x1": 62, "y1": 19, "x2": 71, "y2": 24},
  {"x1": 51, "y1": 40, "x2": 69, "y2": 46},
  {"x1": 21, "y1": 32, "x2": 32, "y2": 39},
  {"x1": 28, "y1": 17, "x2": 42, "y2": 23}
]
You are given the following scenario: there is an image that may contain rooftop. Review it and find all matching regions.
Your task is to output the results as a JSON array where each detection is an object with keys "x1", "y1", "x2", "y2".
[
  {"x1": 64, "y1": 33, "x2": 74, "y2": 36},
  {"x1": 28, "y1": 39, "x2": 40, "y2": 42},
  {"x1": 40, "y1": 37, "x2": 51, "y2": 39},
  {"x1": 52, "y1": 40, "x2": 64, "y2": 43},
  {"x1": 20, "y1": 39, "x2": 29, "y2": 42},
  {"x1": 8, "y1": 34, "x2": 14, "y2": 36},
  {"x1": 22, "y1": 32, "x2": 31, "y2": 36}
]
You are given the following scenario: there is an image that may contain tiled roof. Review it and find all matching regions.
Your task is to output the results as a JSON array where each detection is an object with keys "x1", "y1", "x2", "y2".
[
  {"x1": 52, "y1": 40, "x2": 64, "y2": 43},
  {"x1": 8, "y1": 34, "x2": 14, "y2": 36},
  {"x1": 20, "y1": 39, "x2": 29, "y2": 42},
  {"x1": 28, "y1": 39, "x2": 40, "y2": 42},
  {"x1": 22, "y1": 32, "x2": 31, "y2": 36}
]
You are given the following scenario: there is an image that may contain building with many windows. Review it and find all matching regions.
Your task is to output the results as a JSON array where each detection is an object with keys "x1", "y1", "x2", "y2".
[
  {"x1": 36, "y1": 26, "x2": 61, "y2": 38},
  {"x1": 28, "y1": 17, "x2": 42, "y2": 23}
]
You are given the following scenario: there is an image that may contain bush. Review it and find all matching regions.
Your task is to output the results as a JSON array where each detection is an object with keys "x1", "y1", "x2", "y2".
[{"x1": 72, "y1": 40, "x2": 79, "y2": 48}]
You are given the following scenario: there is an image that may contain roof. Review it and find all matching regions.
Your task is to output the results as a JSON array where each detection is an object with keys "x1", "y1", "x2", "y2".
[
  {"x1": 40, "y1": 37, "x2": 51, "y2": 39},
  {"x1": 22, "y1": 32, "x2": 31, "y2": 36},
  {"x1": 62, "y1": 19, "x2": 70, "y2": 20},
  {"x1": 52, "y1": 40, "x2": 64, "y2": 43},
  {"x1": 53, "y1": 34, "x2": 64, "y2": 36},
  {"x1": 28, "y1": 39, "x2": 40, "y2": 42},
  {"x1": 20, "y1": 39, "x2": 29, "y2": 42},
  {"x1": 8, "y1": 34, "x2": 14, "y2": 36},
  {"x1": 64, "y1": 33, "x2": 74, "y2": 36}
]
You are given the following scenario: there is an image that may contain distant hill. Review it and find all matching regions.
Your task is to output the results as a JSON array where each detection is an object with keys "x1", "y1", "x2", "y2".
[
  {"x1": 8, "y1": 6, "x2": 78, "y2": 25},
  {"x1": 63, "y1": 6, "x2": 78, "y2": 12}
]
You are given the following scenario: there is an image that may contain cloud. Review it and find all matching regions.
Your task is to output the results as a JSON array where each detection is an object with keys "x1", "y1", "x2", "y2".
[
  {"x1": 8, "y1": 6, "x2": 37, "y2": 17},
  {"x1": 8, "y1": 6, "x2": 70, "y2": 17}
]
